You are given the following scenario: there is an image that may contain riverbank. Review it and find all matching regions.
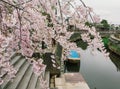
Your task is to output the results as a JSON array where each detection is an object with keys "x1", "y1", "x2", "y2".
[{"x1": 108, "y1": 35, "x2": 120, "y2": 56}]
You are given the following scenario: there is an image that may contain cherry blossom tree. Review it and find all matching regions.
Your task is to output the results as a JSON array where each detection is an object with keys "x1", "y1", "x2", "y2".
[{"x1": 0, "y1": 0, "x2": 109, "y2": 88}]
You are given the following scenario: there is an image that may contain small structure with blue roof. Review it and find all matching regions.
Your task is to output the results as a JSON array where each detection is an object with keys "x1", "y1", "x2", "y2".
[{"x1": 67, "y1": 50, "x2": 80, "y2": 63}]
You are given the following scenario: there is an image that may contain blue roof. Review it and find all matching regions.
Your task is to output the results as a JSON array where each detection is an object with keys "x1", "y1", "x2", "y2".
[{"x1": 68, "y1": 50, "x2": 80, "y2": 58}]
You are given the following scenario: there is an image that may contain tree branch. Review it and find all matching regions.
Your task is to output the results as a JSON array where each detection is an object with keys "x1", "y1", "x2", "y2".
[
  {"x1": 16, "y1": 9, "x2": 22, "y2": 48},
  {"x1": 79, "y1": 0, "x2": 94, "y2": 23},
  {"x1": 0, "y1": 0, "x2": 23, "y2": 10},
  {"x1": 58, "y1": 0, "x2": 64, "y2": 26}
]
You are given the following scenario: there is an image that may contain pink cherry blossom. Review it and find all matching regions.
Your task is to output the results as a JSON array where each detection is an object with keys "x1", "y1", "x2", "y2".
[
  {"x1": 93, "y1": 14, "x2": 101, "y2": 23},
  {"x1": 0, "y1": 0, "x2": 109, "y2": 87},
  {"x1": 21, "y1": 48, "x2": 33, "y2": 57},
  {"x1": 39, "y1": 76, "x2": 49, "y2": 89},
  {"x1": 0, "y1": 78, "x2": 4, "y2": 85},
  {"x1": 32, "y1": 59, "x2": 46, "y2": 76}
]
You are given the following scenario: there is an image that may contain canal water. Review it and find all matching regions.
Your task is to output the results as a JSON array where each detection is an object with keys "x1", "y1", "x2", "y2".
[{"x1": 65, "y1": 48, "x2": 120, "y2": 89}]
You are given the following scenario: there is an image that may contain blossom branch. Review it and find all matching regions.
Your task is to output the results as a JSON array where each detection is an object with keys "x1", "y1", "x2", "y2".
[
  {"x1": 16, "y1": 9, "x2": 22, "y2": 48},
  {"x1": 0, "y1": 0, "x2": 23, "y2": 10},
  {"x1": 58, "y1": 0, "x2": 64, "y2": 26},
  {"x1": 79, "y1": 0, "x2": 94, "y2": 23}
]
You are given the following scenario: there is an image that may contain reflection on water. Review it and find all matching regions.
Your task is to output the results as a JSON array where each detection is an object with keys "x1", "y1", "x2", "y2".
[
  {"x1": 64, "y1": 61, "x2": 80, "y2": 72},
  {"x1": 109, "y1": 51, "x2": 120, "y2": 72},
  {"x1": 65, "y1": 48, "x2": 120, "y2": 89}
]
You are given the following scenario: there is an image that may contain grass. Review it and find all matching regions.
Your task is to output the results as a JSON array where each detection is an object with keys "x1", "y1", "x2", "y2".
[{"x1": 102, "y1": 37, "x2": 109, "y2": 48}]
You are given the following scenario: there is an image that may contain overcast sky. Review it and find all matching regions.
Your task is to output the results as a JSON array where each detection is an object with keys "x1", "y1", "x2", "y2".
[{"x1": 83, "y1": 0, "x2": 120, "y2": 24}]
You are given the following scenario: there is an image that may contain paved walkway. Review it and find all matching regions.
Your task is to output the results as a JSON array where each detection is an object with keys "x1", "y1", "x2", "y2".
[{"x1": 55, "y1": 73, "x2": 90, "y2": 89}]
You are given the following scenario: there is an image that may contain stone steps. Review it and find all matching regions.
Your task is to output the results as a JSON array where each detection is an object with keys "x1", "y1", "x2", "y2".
[
  {"x1": 1, "y1": 57, "x2": 26, "y2": 89},
  {"x1": 35, "y1": 77, "x2": 41, "y2": 89},
  {"x1": 1, "y1": 54, "x2": 50, "y2": 89},
  {"x1": 5, "y1": 61, "x2": 30, "y2": 89},
  {"x1": 10, "y1": 55, "x2": 22, "y2": 65},
  {"x1": 0, "y1": 54, "x2": 21, "y2": 78},
  {"x1": 16, "y1": 66, "x2": 33, "y2": 89},
  {"x1": 45, "y1": 71, "x2": 50, "y2": 87},
  {"x1": 27, "y1": 73, "x2": 38, "y2": 89}
]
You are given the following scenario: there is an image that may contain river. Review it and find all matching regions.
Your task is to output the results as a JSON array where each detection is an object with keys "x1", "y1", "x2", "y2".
[{"x1": 65, "y1": 48, "x2": 120, "y2": 89}]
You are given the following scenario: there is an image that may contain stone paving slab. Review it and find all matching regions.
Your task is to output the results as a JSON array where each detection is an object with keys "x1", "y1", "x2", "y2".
[
  {"x1": 64, "y1": 73, "x2": 85, "y2": 83},
  {"x1": 55, "y1": 73, "x2": 90, "y2": 89}
]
